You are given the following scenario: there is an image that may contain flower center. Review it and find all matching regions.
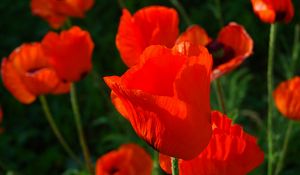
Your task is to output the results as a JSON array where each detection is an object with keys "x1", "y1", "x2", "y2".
[
  {"x1": 109, "y1": 167, "x2": 119, "y2": 175},
  {"x1": 206, "y1": 40, "x2": 235, "y2": 69},
  {"x1": 275, "y1": 11, "x2": 287, "y2": 22}
]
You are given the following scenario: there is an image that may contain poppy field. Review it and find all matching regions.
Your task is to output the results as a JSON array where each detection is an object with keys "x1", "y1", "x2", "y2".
[{"x1": 0, "y1": 0, "x2": 300, "y2": 174}]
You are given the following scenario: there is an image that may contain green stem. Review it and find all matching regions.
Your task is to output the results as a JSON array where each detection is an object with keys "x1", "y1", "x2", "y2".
[
  {"x1": 39, "y1": 96, "x2": 82, "y2": 166},
  {"x1": 214, "y1": 0, "x2": 224, "y2": 27},
  {"x1": 274, "y1": 121, "x2": 294, "y2": 175},
  {"x1": 171, "y1": 157, "x2": 179, "y2": 175},
  {"x1": 290, "y1": 24, "x2": 300, "y2": 77},
  {"x1": 169, "y1": 0, "x2": 192, "y2": 26},
  {"x1": 267, "y1": 23, "x2": 277, "y2": 175},
  {"x1": 70, "y1": 84, "x2": 93, "y2": 174},
  {"x1": 214, "y1": 79, "x2": 227, "y2": 114},
  {"x1": 152, "y1": 151, "x2": 160, "y2": 175}
]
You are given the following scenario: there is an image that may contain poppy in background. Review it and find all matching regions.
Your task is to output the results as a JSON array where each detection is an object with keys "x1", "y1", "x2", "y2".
[
  {"x1": 273, "y1": 77, "x2": 300, "y2": 120},
  {"x1": 104, "y1": 41, "x2": 212, "y2": 160},
  {"x1": 250, "y1": 0, "x2": 294, "y2": 23},
  {"x1": 177, "y1": 23, "x2": 253, "y2": 80},
  {"x1": 160, "y1": 111, "x2": 264, "y2": 175},
  {"x1": 1, "y1": 43, "x2": 70, "y2": 104},
  {"x1": 31, "y1": 0, "x2": 94, "y2": 28},
  {"x1": 42, "y1": 26, "x2": 94, "y2": 82},
  {"x1": 96, "y1": 143, "x2": 152, "y2": 175},
  {"x1": 116, "y1": 6, "x2": 179, "y2": 67}
]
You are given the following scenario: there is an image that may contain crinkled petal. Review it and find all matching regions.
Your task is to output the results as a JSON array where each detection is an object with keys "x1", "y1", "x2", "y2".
[{"x1": 1, "y1": 58, "x2": 35, "y2": 104}]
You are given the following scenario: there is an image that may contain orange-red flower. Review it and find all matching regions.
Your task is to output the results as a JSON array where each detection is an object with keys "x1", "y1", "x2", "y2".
[
  {"x1": 116, "y1": 6, "x2": 179, "y2": 67},
  {"x1": 1, "y1": 43, "x2": 70, "y2": 104},
  {"x1": 31, "y1": 0, "x2": 94, "y2": 28},
  {"x1": 96, "y1": 143, "x2": 152, "y2": 175},
  {"x1": 42, "y1": 26, "x2": 94, "y2": 82},
  {"x1": 104, "y1": 42, "x2": 212, "y2": 160},
  {"x1": 250, "y1": 0, "x2": 294, "y2": 23},
  {"x1": 160, "y1": 111, "x2": 264, "y2": 175},
  {"x1": 273, "y1": 77, "x2": 300, "y2": 120},
  {"x1": 177, "y1": 23, "x2": 253, "y2": 80}
]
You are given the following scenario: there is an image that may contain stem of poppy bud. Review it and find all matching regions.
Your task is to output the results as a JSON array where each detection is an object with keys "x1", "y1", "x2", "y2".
[
  {"x1": 267, "y1": 23, "x2": 277, "y2": 175},
  {"x1": 39, "y1": 95, "x2": 82, "y2": 166},
  {"x1": 274, "y1": 121, "x2": 293, "y2": 175},
  {"x1": 171, "y1": 157, "x2": 179, "y2": 175},
  {"x1": 214, "y1": 79, "x2": 227, "y2": 114},
  {"x1": 70, "y1": 84, "x2": 93, "y2": 174},
  {"x1": 169, "y1": 0, "x2": 192, "y2": 26}
]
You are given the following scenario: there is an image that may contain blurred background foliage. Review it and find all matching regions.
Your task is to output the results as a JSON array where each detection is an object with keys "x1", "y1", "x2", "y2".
[{"x1": 0, "y1": 0, "x2": 300, "y2": 174}]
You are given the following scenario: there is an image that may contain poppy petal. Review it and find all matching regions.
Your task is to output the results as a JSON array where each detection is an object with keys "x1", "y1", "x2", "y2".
[
  {"x1": 213, "y1": 23, "x2": 253, "y2": 79},
  {"x1": 176, "y1": 25, "x2": 212, "y2": 46},
  {"x1": 96, "y1": 143, "x2": 152, "y2": 175},
  {"x1": 273, "y1": 77, "x2": 300, "y2": 120},
  {"x1": 116, "y1": 6, "x2": 179, "y2": 67},
  {"x1": 42, "y1": 26, "x2": 94, "y2": 82},
  {"x1": 159, "y1": 111, "x2": 264, "y2": 175},
  {"x1": 22, "y1": 68, "x2": 63, "y2": 95},
  {"x1": 251, "y1": 0, "x2": 294, "y2": 23},
  {"x1": 251, "y1": 0, "x2": 276, "y2": 23},
  {"x1": 31, "y1": 0, "x2": 67, "y2": 29},
  {"x1": 1, "y1": 58, "x2": 36, "y2": 104}
]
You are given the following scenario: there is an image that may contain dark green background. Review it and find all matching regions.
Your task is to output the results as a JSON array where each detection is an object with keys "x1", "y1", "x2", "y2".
[{"x1": 0, "y1": 0, "x2": 300, "y2": 174}]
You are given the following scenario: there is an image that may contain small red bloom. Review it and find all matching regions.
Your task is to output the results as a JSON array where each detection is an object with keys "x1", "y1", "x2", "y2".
[
  {"x1": 160, "y1": 111, "x2": 264, "y2": 175},
  {"x1": 1, "y1": 43, "x2": 70, "y2": 104},
  {"x1": 31, "y1": 0, "x2": 94, "y2": 28},
  {"x1": 177, "y1": 23, "x2": 253, "y2": 80},
  {"x1": 42, "y1": 26, "x2": 94, "y2": 82},
  {"x1": 104, "y1": 42, "x2": 212, "y2": 160},
  {"x1": 96, "y1": 143, "x2": 152, "y2": 175},
  {"x1": 116, "y1": 6, "x2": 179, "y2": 67},
  {"x1": 250, "y1": 0, "x2": 294, "y2": 23},
  {"x1": 273, "y1": 76, "x2": 300, "y2": 120}
]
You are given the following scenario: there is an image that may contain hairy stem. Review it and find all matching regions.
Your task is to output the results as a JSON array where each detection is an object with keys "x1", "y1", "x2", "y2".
[
  {"x1": 70, "y1": 84, "x2": 93, "y2": 174},
  {"x1": 267, "y1": 23, "x2": 277, "y2": 175},
  {"x1": 171, "y1": 157, "x2": 179, "y2": 175},
  {"x1": 39, "y1": 95, "x2": 82, "y2": 166}
]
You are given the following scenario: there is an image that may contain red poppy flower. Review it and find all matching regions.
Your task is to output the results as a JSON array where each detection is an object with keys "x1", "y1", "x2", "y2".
[
  {"x1": 42, "y1": 26, "x2": 94, "y2": 82},
  {"x1": 177, "y1": 23, "x2": 253, "y2": 80},
  {"x1": 160, "y1": 111, "x2": 264, "y2": 175},
  {"x1": 96, "y1": 143, "x2": 152, "y2": 175},
  {"x1": 104, "y1": 41, "x2": 212, "y2": 160},
  {"x1": 273, "y1": 77, "x2": 300, "y2": 120},
  {"x1": 250, "y1": 0, "x2": 294, "y2": 23},
  {"x1": 116, "y1": 6, "x2": 179, "y2": 67},
  {"x1": 1, "y1": 43, "x2": 70, "y2": 104},
  {"x1": 31, "y1": 0, "x2": 94, "y2": 29}
]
